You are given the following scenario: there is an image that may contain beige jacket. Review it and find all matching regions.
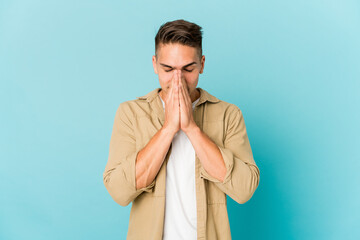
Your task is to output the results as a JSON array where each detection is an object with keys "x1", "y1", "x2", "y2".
[{"x1": 103, "y1": 87, "x2": 260, "y2": 240}]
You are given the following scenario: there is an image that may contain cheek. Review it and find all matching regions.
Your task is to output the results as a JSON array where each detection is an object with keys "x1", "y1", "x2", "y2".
[
  {"x1": 159, "y1": 73, "x2": 174, "y2": 88},
  {"x1": 183, "y1": 72, "x2": 198, "y2": 86}
]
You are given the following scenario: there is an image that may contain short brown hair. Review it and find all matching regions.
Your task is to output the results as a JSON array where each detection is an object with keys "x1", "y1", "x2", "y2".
[{"x1": 154, "y1": 19, "x2": 203, "y2": 60}]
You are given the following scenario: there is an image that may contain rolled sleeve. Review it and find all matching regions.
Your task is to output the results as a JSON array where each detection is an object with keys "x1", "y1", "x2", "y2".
[
  {"x1": 200, "y1": 146, "x2": 234, "y2": 184},
  {"x1": 103, "y1": 102, "x2": 155, "y2": 207},
  {"x1": 200, "y1": 105, "x2": 260, "y2": 204}
]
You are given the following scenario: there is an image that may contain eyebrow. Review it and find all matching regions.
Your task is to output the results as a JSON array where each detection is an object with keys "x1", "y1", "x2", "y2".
[{"x1": 159, "y1": 62, "x2": 197, "y2": 69}]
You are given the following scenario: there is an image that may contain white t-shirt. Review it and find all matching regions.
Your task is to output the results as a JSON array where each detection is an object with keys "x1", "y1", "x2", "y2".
[{"x1": 159, "y1": 94, "x2": 200, "y2": 240}]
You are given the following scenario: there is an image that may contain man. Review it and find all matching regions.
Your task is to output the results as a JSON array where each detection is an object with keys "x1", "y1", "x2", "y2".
[{"x1": 103, "y1": 19, "x2": 260, "y2": 240}]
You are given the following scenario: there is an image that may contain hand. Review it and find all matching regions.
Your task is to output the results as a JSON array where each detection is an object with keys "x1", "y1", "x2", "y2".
[
  {"x1": 178, "y1": 70, "x2": 197, "y2": 133},
  {"x1": 162, "y1": 70, "x2": 180, "y2": 135}
]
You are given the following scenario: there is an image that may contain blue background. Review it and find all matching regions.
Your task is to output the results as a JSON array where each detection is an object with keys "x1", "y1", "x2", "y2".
[{"x1": 1, "y1": 0, "x2": 359, "y2": 239}]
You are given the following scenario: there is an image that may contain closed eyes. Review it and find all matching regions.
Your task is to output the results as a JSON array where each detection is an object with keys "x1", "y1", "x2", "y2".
[{"x1": 165, "y1": 69, "x2": 193, "y2": 72}]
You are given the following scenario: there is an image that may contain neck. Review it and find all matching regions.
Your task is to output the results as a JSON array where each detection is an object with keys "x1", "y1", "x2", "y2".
[{"x1": 190, "y1": 88, "x2": 200, "y2": 103}]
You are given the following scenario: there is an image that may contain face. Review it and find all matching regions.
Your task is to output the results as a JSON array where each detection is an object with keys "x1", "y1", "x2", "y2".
[{"x1": 152, "y1": 43, "x2": 205, "y2": 101}]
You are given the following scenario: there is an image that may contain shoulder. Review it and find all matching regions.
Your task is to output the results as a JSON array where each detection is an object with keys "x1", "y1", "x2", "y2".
[
  {"x1": 115, "y1": 98, "x2": 154, "y2": 120},
  {"x1": 202, "y1": 97, "x2": 243, "y2": 122},
  {"x1": 198, "y1": 87, "x2": 242, "y2": 115},
  {"x1": 213, "y1": 100, "x2": 241, "y2": 113},
  {"x1": 115, "y1": 87, "x2": 160, "y2": 113}
]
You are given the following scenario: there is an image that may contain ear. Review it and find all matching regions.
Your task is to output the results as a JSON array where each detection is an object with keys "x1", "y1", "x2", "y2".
[
  {"x1": 199, "y1": 55, "x2": 205, "y2": 74},
  {"x1": 152, "y1": 55, "x2": 158, "y2": 74}
]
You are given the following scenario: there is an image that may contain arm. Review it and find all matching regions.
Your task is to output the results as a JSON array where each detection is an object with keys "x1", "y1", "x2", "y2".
[
  {"x1": 103, "y1": 102, "x2": 175, "y2": 206},
  {"x1": 185, "y1": 105, "x2": 260, "y2": 204},
  {"x1": 135, "y1": 124, "x2": 175, "y2": 190},
  {"x1": 184, "y1": 126, "x2": 227, "y2": 182}
]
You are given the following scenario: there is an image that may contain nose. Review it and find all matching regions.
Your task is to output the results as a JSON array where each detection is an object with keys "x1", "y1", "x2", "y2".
[
  {"x1": 178, "y1": 70, "x2": 185, "y2": 80},
  {"x1": 174, "y1": 69, "x2": 183, "y2": 79}
]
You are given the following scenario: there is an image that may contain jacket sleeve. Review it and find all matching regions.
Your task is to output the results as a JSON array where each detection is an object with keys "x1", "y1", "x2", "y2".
[
  {"x1": 103, "y1": 102, "x2": 156, "y2": 206},
  {"x1": 199, "y1": 105, "x2": 260, "y2": 204}
]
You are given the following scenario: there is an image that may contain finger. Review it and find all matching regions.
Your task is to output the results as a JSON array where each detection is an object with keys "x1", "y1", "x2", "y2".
[
  {"x1": 168, "y1": 70, "x2": 177, "y2": 102},
  {"x1": 179, "y1": 71, "x2": 187, "y2": 102},
  {"x1": 181, "y1": 76, "x2": 189, "y2": 97},
  {"x1": 179, "y1": 75, "x2": 189, "y2": 107},
  {"x1": 176, "y1": 70, "x2": 179, "y2": 100},
  {"x1": 173, "y1": 70, "x2": 179, "y2": 107},
  {"x1": 171, "y1": 70, "x2": 176, "y2": 92},
  {"x1": 178, "y1": 73, "x2": 181, "y2": 122},
  {"x1": 179, "y1": 80, "x2": 187, "y2": 109},
  {"x1": 173, "y1": 69, "x2": 177, "y2": 88},
  {"x1": 181, "y1": 85, "x2": 190, "y2": 116},
  {"x1": 178, "y1": 79, "x2": 181, "y2": 108},
  {"x1": 176, "y1": 71, "x2": 183, "y2": 106}
]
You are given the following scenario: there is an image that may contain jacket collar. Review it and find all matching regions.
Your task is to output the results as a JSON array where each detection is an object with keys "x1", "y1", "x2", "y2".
[{"x1": 136, "y1": 87, "x2": 220, "y2": 106}]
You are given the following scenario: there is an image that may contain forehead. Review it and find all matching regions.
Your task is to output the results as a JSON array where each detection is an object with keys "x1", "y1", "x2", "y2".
[{"x1": 157, "y1": 43, "x2": 198, "y2": 66}]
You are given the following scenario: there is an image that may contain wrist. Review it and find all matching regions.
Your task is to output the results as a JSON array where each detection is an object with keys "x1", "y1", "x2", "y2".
[
  {"x1": 183, "y1": 123, "x2": 200, "y2": 136},
  {"x1": 161, "y1": 125, "x2": 178, "y2": 137}
]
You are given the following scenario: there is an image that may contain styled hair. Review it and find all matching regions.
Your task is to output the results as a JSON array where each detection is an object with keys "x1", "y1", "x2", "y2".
[{"x1": 155, "y1": 19, "x2": 203, "y2": 60}]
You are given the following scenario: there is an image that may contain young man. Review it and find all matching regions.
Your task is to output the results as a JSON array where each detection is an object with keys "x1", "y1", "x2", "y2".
[{"x1": 103, "y1": 19, "x2": 260, "y2": 240}]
